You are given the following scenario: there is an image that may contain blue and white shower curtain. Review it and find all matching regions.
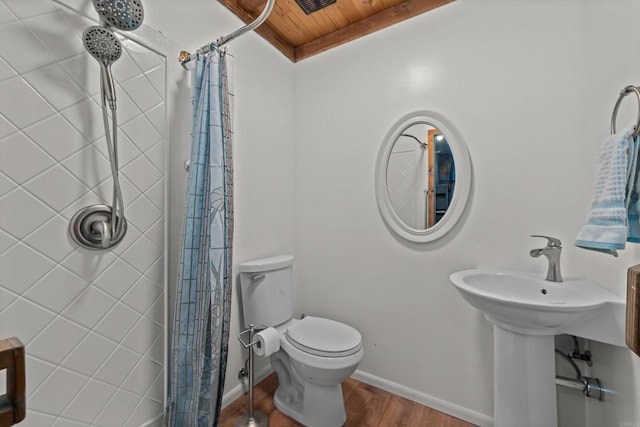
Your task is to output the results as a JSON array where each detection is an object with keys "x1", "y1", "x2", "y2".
[{"x1": 167, "y1": 49, "x2": 234, "y2": 427}]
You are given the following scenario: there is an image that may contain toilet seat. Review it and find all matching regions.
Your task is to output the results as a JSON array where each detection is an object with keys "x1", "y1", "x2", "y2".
[{"x1": 285, "y1": 316, "x2": 362, "y2": 357}]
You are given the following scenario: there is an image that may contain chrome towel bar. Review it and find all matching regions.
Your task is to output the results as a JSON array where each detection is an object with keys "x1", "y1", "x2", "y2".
[{"x1": 611, "y1": 85, "x2": 640, "y2": 138}]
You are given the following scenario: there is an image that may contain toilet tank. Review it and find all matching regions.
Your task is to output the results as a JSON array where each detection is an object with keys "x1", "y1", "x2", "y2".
[{"x1": 239, "y1": 255, "x2": 294, "y2": 328}]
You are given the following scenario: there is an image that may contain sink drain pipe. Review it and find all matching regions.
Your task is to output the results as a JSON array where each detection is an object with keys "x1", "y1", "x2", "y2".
[
  {"x1": 555, "y1": 348, "x2": 605, "y2": 401},
  {"x1": 556, "y1": 376, "x2": 605, "y2": 401}
]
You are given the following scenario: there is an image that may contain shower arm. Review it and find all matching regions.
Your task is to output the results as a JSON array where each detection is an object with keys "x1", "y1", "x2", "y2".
[
  {"x1": 399, "y1": 133, "x2": 427, "y2": 149},
  {"x1": 177, "y1": 0, "x2": 275, "y2": 68}
]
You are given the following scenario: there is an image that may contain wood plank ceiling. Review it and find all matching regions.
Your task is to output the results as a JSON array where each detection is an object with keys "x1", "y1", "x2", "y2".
[{"x1": 218, "y1": 0, "x2": 454, "y2": 62}]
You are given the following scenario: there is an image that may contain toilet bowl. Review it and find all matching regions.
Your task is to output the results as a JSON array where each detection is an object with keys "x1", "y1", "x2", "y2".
[
  {"x1": 239, "y1": 256, "x2": 363, "y2": 427},
  {"x1": 270, "y1": 317, "x2": 363, "y2": 426}
]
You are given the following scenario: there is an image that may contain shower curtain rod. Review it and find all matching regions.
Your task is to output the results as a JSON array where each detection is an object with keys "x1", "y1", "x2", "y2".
[{"x1": 178, "y1": 0, "x2": 275, "y2": 68}]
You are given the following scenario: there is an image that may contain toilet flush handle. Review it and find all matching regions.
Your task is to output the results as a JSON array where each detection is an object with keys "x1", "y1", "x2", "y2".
[{"x1": 250, "y1": 274, "x2": 265, "y2": 282}]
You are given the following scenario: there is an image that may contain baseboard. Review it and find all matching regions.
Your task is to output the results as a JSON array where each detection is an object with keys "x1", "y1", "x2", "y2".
[
  {"x1": 352, "y1": 370, "x2": 494, "y2": 427},
  {"x1": 221, "y1": 366, "x2": 274, "y2": 409}
]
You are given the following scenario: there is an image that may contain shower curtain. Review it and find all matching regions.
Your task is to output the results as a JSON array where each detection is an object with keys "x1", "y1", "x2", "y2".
[{"x1": 167, "y1": 49, "x2": 234, "y2": 427}]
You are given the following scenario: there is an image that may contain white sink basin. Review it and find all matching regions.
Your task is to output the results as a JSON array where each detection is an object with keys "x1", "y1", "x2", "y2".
[
  {"x1": 450, "y1": 269, "x2": 626, "y2": 427},
  {"x1": 449, "y1": 269, "x2": 622, "y2": 335}
]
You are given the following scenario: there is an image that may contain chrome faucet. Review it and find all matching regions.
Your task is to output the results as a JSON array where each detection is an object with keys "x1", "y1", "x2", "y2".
[{"x1": 529, "y1": 235, "x2": 563, "y2": 282}]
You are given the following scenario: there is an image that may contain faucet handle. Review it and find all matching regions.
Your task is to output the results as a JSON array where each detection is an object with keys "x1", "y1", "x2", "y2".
[{"x1": 531, "y1": 235, "x2": 562, "y2": 247}]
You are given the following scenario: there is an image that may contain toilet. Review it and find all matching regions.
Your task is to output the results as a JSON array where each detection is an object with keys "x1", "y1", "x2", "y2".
[{"x1": 239, "y1": 255, "x2": 363, "y2": 427}]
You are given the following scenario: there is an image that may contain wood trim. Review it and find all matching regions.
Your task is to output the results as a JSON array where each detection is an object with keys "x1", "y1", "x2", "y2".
[
  {"x1": 218, "y1": 0, "x2": 454, "y2": 62},
  {"x1": 427, "y1": 129, "x2": 437, "y2": 227},
  {"x1": 294, "y1": 0, "x2": 454, "y2": 61},
  {"x1": 218, "y1": 0, "x2": 297, "y2": 61},
  {"x1": 627, "y1": 265, "x2": 640, "y2": 357},
  {"x1": 0, "y1": 337, "x2": 25, "y2": 426}
]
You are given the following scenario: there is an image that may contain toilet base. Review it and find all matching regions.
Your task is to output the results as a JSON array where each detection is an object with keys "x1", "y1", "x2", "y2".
[{"x1": 273, "y1": 382, "x2": 346, "y2": 427}]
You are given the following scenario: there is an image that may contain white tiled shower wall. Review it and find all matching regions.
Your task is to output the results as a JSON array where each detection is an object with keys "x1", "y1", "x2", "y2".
[{"x1": 0, "y1": 0, "x2": 166, "y2": 425}]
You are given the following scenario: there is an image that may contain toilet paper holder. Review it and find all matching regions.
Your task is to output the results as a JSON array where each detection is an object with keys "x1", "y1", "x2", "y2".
[
  {"x1": 234, "y1": 324, "x2": 269, "y2": 427},
  {"x1": 237, "y1": 324, "x2": 268, "y2": 349}
]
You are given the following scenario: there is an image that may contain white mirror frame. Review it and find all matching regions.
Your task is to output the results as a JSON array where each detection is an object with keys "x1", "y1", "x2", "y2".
[{"x1": 375, "y1": 111, "x2": 472, "y2": 242}]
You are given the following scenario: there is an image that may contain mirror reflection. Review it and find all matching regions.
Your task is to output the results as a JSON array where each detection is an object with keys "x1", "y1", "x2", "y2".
[{"x1": 386, "y1": 123, "x2": 456, "y2": 230}]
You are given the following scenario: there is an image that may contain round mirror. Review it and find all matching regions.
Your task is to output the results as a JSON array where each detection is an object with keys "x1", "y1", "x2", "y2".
[{"x1": 375, "y1": 111, "x2": 471, "y2": 242}]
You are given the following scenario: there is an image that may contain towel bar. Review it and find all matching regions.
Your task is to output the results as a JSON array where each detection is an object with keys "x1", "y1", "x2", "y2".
[
  {"x1": 611, "y1": 85, "x2": 640, "y2": 139},
  {"x1": 0, "y1": 337, "x2": 25, "y2": 427}
]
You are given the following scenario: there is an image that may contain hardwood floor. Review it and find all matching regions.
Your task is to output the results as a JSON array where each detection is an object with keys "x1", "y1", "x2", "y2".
[{"x1": 219, "y1": 374, "x2": 476, "y2": 427}]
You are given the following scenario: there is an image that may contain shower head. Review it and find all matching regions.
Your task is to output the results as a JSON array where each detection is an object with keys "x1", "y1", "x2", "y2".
[
  {"x1": 83, "y1": 26, "x2": 122, "y2": 109},
  {"x1": 83, "y1": 26, "x2": 122, "y2": 64},
  {"x1": 92, "y1": 0, "x2": 144, "y2": 31}
]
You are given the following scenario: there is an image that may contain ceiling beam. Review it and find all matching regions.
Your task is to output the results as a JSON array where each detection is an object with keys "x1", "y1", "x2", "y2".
[{"x1": 294, "y1": 0, "x2": 454, "y2": 61}]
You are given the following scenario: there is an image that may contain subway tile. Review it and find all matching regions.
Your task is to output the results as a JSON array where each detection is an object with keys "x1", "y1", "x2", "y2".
[
  {"x1": 23, "y1": 63, "x2": 88, "y2": 110},
  {"x1": 63, "y1": 379, "x2": 117, "y2": 424},
  {"x1": 24, "y1": 12, "x2": 85, "y2": 61},
  {"x1": 122, "y1": 275, "x2": 162, "y2": 314},
  {"x1": 18, "y1": 411, "x2": 56, "y2": 427},
  {"x1": 120, "y1": 115, "x2": 161, "y2": 153},
  {"x1": 24, "y1": 165, "x2": 89, "y2": 211},
  {"x1": 29, "y1": 367, "x2": 87, "y2": 415},
  {"x1": 122, "y1": 316, "x2": 162, "y2": 355},
  {"x1": 0, "y1": 77, "x2": 55, "y2": 128},
  {"x1": 0, "y1": 172, "x2": 13, "y2": 197},
  {"x1": 121, "y1": 154, "x2": 162, "y2": 193},
  {"x1": 94, "y1": 259, "x2": 141, "y2": 299},
  {"x1": 29, "y1": 316, "x2": 88, "y2": 364},
  {"x1": 0, "y1": 228, "x2": 15, "y2": 254},
  {"x1": 121, "y1": 74, "x2": 163, "y2": 113},
  {"x1": 24, "y1": 356, "x2": 56, "y2": 399},
  {"x1": 0, "y1": 286, "x2": 16, "y2": 311},
  {"x1": 0, "y1": 57, "x2": 14, "y2": 82},
  {"x1": 145, "y1": 141, "x2": 164, "y2": 173},
  {"x1": 2, "y1": 0, "x2": 55, "y2": 19},
  {"x1": 95, "y1": 302, "x2": 139, "y2": 342},
  {"x1": 126, "y1": 195, "x2": 162, "y2": 232},
  {"x1": 60, "y1": 54, "x2": 101, "y2": 96},
  {"x1": 24, "y1": 266, "x2": 88, "y2": 313},
  {"x1": 24, "y1": 114, "x2": 89, "y2": 161},
  {"x1": 0, "y1": 132, "x2": 55, "y2": 184},
  {"x1": 61, "y1": 332, "x2": 116, "y2": 377},
  {"x1": 124, "y1": 398, "x2": 162, "y2": 427},
  {"x1": 60, "y1": 97, "x2": 105, "y2": 141},
  {"x1": 0, "y1": 114, "x2": 16, "y2": 139},
  {"x1": 0, "y1": 242, "x2": 55, "y2": 294},
  {"x1": 122, "y1": 358, "x2": 162, "y2": 396},
  {"x1": 145, "y1": 103, "x2": 165, "y2": 135},
  {"x1": 0, "y1": 21, "x2": 55, "y2": 72},
  {"x1": 145, "y1": 66, "x2": 166, "y2": 100},
  {"x1": 23, "y1": 215, "x2": 76, "y2": 262},
  {"x1": 94, "y1": 346, "x2": 139, "y2": 387},
  {"x1": 94, "y1": 388, "x2": 140, "y2": 427},
  {"x1": 62, "y1": 144, "x2": 112, "y2": 189},
  {"x1": 62, "y1": 285, "x2": 116, "y2": 328},
  {"x1": 0, "y1": 188, "x2": 56, "y2": 238},
  {"x1": 121, "y1": 234, "x2": 160, "y2": 273},
  {"x1": 0, "y1": 298, "x2": 55, "y2": 343},
  {"x1": 0, "y1": 1, "x2": 15, "y2": 25}
]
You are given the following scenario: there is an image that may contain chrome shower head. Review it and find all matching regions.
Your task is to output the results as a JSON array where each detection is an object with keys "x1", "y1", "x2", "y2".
[
  {"x1": 92, "y1": 0, "x2": 144, "y2": 31},
  {"x1": 83, "y1": 26, "x2": 122, "y2": 109},
  {"x1": 83, "y1": 26, "x2": 122, "y2": 64}
]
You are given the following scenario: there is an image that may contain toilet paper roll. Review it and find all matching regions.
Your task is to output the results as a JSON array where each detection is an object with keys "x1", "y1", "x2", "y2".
[{"x1": 253, "y1": 327, "x2": 280, "y2": 357}]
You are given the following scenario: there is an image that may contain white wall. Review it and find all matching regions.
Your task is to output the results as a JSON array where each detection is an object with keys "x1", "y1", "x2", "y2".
[
  {"x1": 144, "y1": 0, "x2": 296, "y2": 400},
  {"x1": 293, "y1": 0, "x2": 640, "y2": 424},
  {"x1": 0, "y1": 0, "x2": 167, "y2": 425}
]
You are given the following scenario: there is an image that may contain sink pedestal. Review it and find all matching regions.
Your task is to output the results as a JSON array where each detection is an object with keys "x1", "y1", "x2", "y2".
[{"x1": 493, "y1": 324, "x2": 557, "y2": 427}]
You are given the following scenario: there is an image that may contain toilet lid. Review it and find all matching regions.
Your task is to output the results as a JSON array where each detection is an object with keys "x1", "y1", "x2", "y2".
[{"x1": 286, "y1": 316, "x2": 362, "y2": 357}]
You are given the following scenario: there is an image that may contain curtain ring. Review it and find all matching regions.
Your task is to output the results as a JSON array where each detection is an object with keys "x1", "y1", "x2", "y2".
[{"x1": 611, "y1": 85, "x2": 640, "y2": 138}]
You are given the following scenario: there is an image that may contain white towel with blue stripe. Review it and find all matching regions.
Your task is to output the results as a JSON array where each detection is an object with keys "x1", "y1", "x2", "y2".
[{"x1": 575, "y1": 126, "x2": 639, "y2": 256}]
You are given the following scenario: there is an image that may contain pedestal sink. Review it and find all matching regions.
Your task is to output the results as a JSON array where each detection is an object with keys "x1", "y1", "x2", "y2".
[{"x1": 449, "y1": 269, "x2": 626, "y2": 427}]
